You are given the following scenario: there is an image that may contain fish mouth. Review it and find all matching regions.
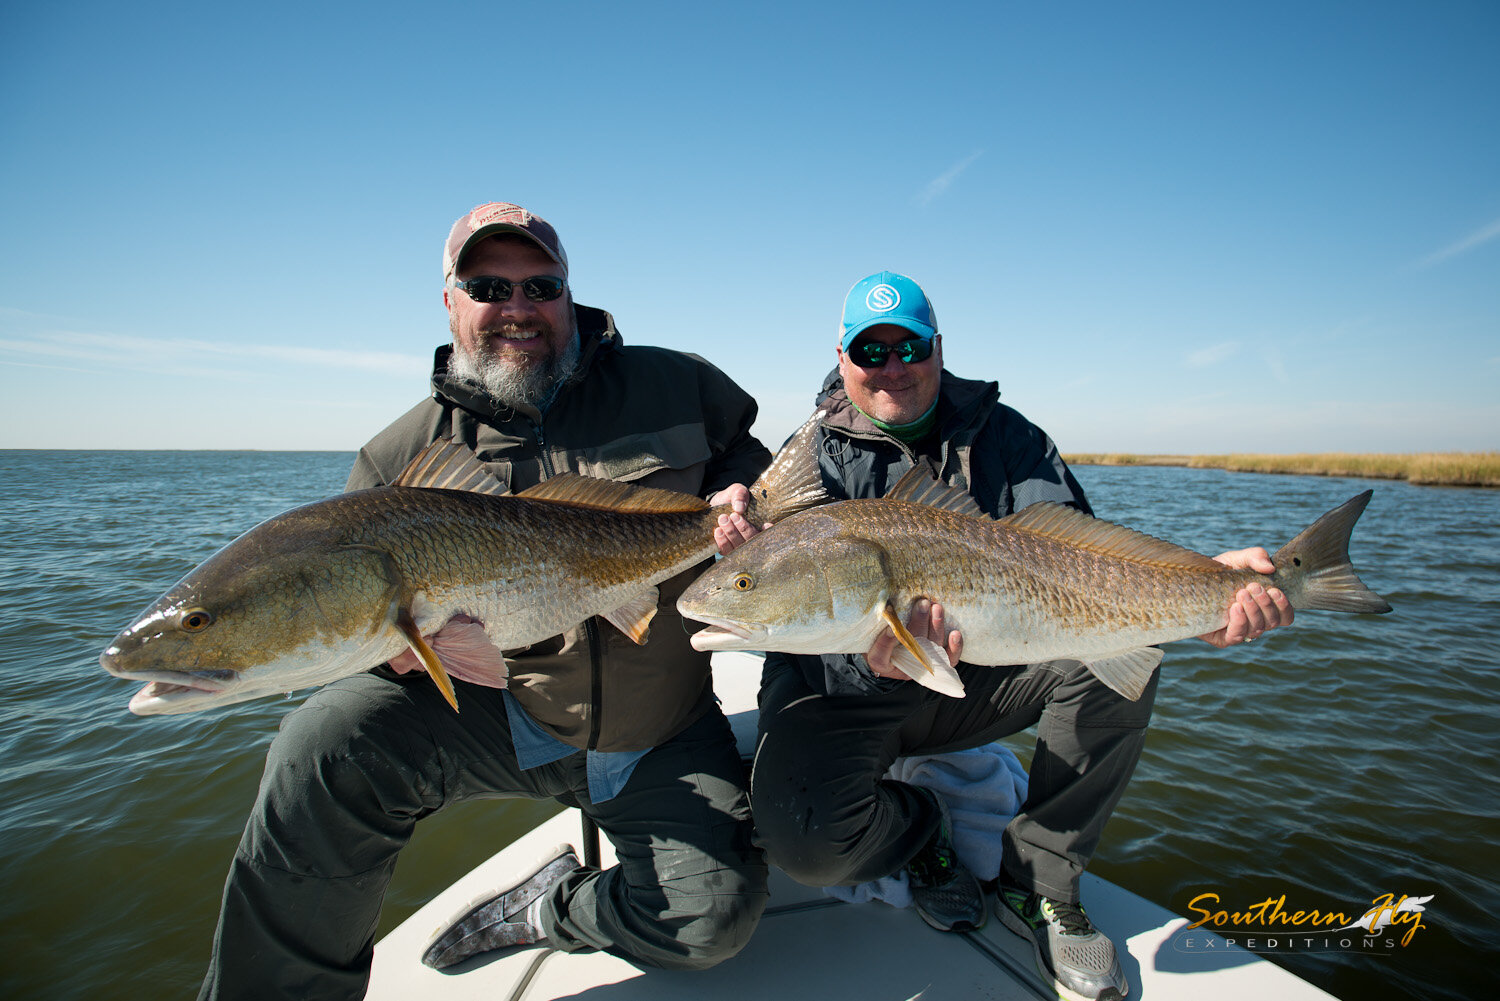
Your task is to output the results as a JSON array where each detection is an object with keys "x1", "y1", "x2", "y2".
[
  {"x1": 100, "y1": 652, "x2": 238, "y2": 716},
  {"x1": 126, "y1": 681, "x2": 233, "y2": 715},
  {"x1": 683, "y1": 617, "x2": 757, "y2": 652}
]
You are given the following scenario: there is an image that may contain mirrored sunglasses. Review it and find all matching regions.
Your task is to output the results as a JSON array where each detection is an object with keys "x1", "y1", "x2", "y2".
[
  {"x1": 451, "y1": 275, "x2": 567, "y2": 303},
  {"x1": 847, "y1": 337, "x2": 934, "y2": 368}
]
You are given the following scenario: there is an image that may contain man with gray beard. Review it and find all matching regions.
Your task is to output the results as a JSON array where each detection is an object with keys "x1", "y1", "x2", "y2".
[
  {"x1": 199, "y1": 202, "x2": 774, "y2": 1000},
  {"x1": 443, "y1": 264, "x2": 581, "y2": 409}
]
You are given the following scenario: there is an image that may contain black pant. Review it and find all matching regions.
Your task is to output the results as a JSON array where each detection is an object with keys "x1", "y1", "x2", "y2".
[
  {"x1": 199, "y1": 672, "x2": 767, "y2": 1001},
  {"x1": 752, "y1": 657, "x2": 1158, "y2": 904}
]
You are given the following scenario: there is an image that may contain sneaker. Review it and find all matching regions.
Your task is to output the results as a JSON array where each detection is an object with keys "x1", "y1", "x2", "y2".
[
  {"x1": 997, "y1": 884, "x2": 1128, "y2": 1001},
  {"x1": 420, "y1": 844, "x2": 581, "y2": 970},
  {"x1": 905, "y1": 793, "x2": 987, "y2": 932}
]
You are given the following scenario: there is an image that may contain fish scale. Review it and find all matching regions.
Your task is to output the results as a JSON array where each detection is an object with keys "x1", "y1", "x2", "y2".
[
  {"x1": 365, "y1": 486, "x2": 728, "y2": 643},
  {"x1": 100, "y1": 412, "x2": 833, "y2": 715},
  {"x1": 765, "y1": 500, "x2": 1238, "y2": 663},
  {"x1": 678, "y1": 473, "x2": 1391, "y2": 701}
]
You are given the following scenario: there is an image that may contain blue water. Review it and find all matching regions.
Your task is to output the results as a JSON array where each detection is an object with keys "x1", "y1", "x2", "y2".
[{"x1": 0, "y1": 451, "x2": 1495, "y2": 999}]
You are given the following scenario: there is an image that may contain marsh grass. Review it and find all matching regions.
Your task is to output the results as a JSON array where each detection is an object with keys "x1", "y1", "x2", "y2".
[{"x1": 1062, "y1": 452, "x2": 1500, "y2": 487}]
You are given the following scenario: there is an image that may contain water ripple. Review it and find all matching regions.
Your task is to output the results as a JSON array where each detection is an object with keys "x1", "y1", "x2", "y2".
[{"x1": 2, "y1": 456, "x2": 1496, "y2": 1000}]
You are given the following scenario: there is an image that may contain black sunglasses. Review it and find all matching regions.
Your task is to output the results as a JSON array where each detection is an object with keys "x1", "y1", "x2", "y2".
[
  {"x1": 451, "y1": 275, "x2": 567, "y2": 304},
  {"x1": 846, "y1": 336, "x2": 935, "y2": 368}
]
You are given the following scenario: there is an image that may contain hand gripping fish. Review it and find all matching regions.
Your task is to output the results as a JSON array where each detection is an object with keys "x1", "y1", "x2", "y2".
[
  {"x1": 101, "y1": 414, "x2": 830, "y2": 715},
  {"x1": 677, "y1": 469, "x2": 1392, "y2": 700}
]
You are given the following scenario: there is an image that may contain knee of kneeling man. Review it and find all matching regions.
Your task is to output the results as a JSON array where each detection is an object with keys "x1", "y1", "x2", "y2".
[
  {"x1": 264, "y1": 689, "x2": 417, "y2": 798},
  {"x1": 657, "y1": 889, "x2": 767, "y2": 970},
  {"x1": 749, "y1": 800, "x2": 847, "y2": 886},
  {"x1": 756, "y1": 829, "x2": 849, "y2": 888},
  {"x1": 769, "y1": 851, "x2": 852, "y2": 889},
  {"x1": 268, "y1": 699, "x2": 365, "y2": 769}
]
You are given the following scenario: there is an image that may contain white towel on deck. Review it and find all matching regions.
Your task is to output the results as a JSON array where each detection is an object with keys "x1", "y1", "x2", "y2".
[{"x1": 821, "y1": 741, "x2": 1030, "y2": 907}]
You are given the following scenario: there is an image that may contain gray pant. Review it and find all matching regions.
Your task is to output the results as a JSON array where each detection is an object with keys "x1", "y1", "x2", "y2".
[
  {"x1": 199, "y1": 671, "x2": 767, "y2": 1001},
  {"x1": 752, "y1": 658, "x2": 1158, "y2": 905}
]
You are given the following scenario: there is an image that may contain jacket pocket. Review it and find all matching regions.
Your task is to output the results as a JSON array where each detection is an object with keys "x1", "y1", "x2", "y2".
[{"x1": 572, "y1": 422, "x2": 713, "y2": 493}]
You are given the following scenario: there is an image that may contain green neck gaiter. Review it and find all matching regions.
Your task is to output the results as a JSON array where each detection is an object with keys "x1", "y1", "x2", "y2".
[{"x1": 855, "y1": 399, "x2": 939, "y2": 445}]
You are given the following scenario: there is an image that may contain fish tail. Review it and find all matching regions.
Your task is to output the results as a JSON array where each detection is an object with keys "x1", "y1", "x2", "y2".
[
  {"x1": 1270, "y1": 490, "x2": 1392, "y2": 614},
  {"x1": 744, "y1": 410, "x2": 832, "y2": 526}
]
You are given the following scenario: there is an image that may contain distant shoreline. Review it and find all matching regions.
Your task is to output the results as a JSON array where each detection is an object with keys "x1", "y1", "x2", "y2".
[{"x1": 1062, "y1": 452, "x2": 1500, "y2": 488}]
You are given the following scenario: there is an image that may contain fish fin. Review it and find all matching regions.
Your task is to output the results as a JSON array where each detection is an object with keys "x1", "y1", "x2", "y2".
[
  {"x1": 879, "y1": 604, "x2": 968, "y2": 698},
  {"x1": 879, "y1": 604, "x2": 930, "y2": 671},
  {"x1": 1001, "y1": 503, "x2": 1225, "y2": 571},
  {"x1": 1271, "y1": 491, "x2": 1391, "y2": 614},
  {"x1": 887, "y1": 466, "x2": 989, "y2": 519},
  {"x1": 890, "y1": 641, "x2": 967, "y2": 698},
  {"x1": 396, "y1": 610, "x2": 461, "y2": 712},
  {"x1": 745, "y1": 409, "x2": 834, "y2": 525},
  {"x1": 518, "y1": 473, "x2": 708, "y2": 513},
  {"x1": 420, "y1": 616, "x2": 511, "y2": 688},
  {"x1": 601, "y1": 589, "x2": 659, "y2": 645},
  {"x1": 1081, "y1": 647, "x2": 1164, "y2": 702},
  {"x1": 394, "y1": 438, "x2": 507, "y2": 495}
]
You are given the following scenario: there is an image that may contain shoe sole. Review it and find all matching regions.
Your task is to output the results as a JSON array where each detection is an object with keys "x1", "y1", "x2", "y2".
[
  {"x1": 914, "y1": 893, "x2": 988, "y2": 934},
  {"x1": 996, "y1": 899, "x2": 1128, "y2": 1001}
]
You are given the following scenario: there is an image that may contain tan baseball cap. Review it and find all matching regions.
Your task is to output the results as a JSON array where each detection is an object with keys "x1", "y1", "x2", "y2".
[{"x1": 442, "y1": 202, "x2": 569, "y2": 281}]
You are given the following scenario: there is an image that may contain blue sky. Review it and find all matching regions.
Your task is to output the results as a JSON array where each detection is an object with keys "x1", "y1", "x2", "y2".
[{"x1": 2, "y1": 1, "x2": 1496, "y2": 453}]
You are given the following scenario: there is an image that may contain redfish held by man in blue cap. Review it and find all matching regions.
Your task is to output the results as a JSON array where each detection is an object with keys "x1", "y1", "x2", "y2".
[
  {"x1": 678, "y1": 471, "x2": 1392, "y2": 700},
  {"x1": 676, "y1": 270, "x2": 1392, "y2": 702}
]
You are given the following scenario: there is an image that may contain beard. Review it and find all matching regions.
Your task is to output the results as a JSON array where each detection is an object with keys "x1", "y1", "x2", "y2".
[{"x1": 449, "y1": 322, "x2": 581, "y2": 410}]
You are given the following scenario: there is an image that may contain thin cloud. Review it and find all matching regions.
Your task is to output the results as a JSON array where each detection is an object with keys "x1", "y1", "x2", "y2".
[
  {"x1": 917, "y1": 151, "x2": 983, "y2": 206},
  {"x1": 1186, "y1": 341, "x2": 1240, "y2": 368},
  {"x1": 1266, "y1": 343, "x2": 1289, "y2": 385},
  {"x1": 0, "y1": 331, "x2": 426, "y2": 378},
  {"x1": 1415, "y1": 215, "x2": 1500, "y2": 270}
]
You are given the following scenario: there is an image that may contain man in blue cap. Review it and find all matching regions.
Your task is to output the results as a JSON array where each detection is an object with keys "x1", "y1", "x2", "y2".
[{"x1": 749, "y1": 271, "x2": 1291, "y2": 1001}]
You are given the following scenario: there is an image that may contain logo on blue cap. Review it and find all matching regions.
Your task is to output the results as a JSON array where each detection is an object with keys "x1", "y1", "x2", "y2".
[
  {"x1": 841, "y1": 271, "x2": 937, "y2": 352},
  {"x1": 866, "y1": 284, "x2": 901, "y2": 313}
]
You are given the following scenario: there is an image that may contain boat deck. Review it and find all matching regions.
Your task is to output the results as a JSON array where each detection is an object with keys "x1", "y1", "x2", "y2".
[{"x1": 368, "y1": 653, "x2": 1338, "y2": 1000}]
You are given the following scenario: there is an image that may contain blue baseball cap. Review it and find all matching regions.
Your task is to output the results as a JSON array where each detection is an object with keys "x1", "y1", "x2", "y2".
[{"x1": 840, "y1": 271, "x2": 938, "y2": 352}]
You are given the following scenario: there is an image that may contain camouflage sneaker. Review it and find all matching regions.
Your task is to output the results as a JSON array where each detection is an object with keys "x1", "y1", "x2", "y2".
[
  {"x1": 905, "y1": 793, "x2": 987, "y2": 933},
  {"x1": 997, "y1": 885, "x2": 1128, "y2": 1001},
  {"x1": 421, "y1": 844, "x2": 580, "y2": 970}
]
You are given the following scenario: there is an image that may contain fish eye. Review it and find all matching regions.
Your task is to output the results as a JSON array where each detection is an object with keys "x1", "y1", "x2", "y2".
[
  {"x1": 731, "y1": 573, "x2": 754, "y2": 592},
  {"x1": 179, "y1": 608, "x2": 214, "y2": 632}
]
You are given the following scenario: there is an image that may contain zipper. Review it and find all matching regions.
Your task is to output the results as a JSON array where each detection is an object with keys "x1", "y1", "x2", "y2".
[
  {"x1": 835, "y1": 415, "x2": 968, "y2": 493},
  {"x1": 531, "y1": 421, "x2": 556, "y2": 478},
  {"x1": 585, "y1": 618, "x2": 604, "y2": 751},
  {"x1": 830, "y1": 426, "x2": 919, "y2": 496},
  {"x1": 534, "y1": 419, "x2": 604, "y2": 751}
]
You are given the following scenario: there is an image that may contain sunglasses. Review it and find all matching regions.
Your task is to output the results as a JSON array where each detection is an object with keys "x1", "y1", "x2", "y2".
[
  {"x1": 846, "y1": 336, "x2": 935, "y2": 368},
  {"x1": 450, "y1": 275, "x2": 567, "y2": 303}
]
